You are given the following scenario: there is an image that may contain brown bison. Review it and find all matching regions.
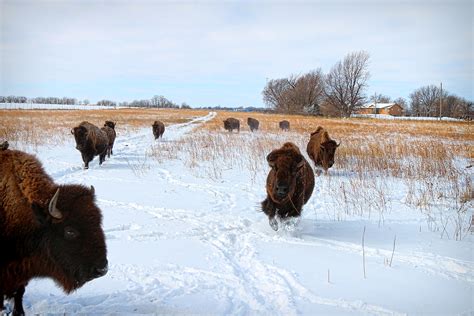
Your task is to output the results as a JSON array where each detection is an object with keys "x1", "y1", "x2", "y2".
[
  {"x1": 0, "y1": 148, "x2": 108, "y2": 315},
  {"x1": 247, "y1": 117, "x2": 259, "y2": 132},
  {"x1": 223, "y1": 118, "x2": 240, "y2": 133},
  {"x1": 261, "y1": 142, "x2": 315, "y2": 231},
  {"x1": 279, "y1": 120, "x2": 290, "y2": 131},
  {"x1": 72, "y1": 121, "x2": 109, "y2": 169},
  {"x1": 102, "y1": 121, "x2": 117, "y2": 157},
  {"x1": 152, "y1": 120, "x2": 165, "y2": 139},
  {"x1": 306, "y1": 126, "x2": 340, "y2": 174}
]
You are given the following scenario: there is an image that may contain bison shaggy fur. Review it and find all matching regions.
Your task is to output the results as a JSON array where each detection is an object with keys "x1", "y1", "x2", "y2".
[
  {"x1": 152, "y1": 120, "x2": 165, "y2": 140},
  {"x1": 261, "y1": 142, "x2": 315, "y2": 231},
  {"x1": 101, "y1": 126, "x2": 116, "y2": 158},
  {"x1": 0, "y1": 148, "x2": 108, "y2": 315},
  {"x1": 72, "y1": 121, "x2": 109, "y2": 169},
  {"x1": 223, "y1": 118, "x2": 240, "y2": 133},
  {"x1": 306, "y1": 126, "x2": 340, "y2": 173},
  {"x1": 279, "y1": 120, "x2": 290, "y2": 131},
  {"x1": 247, "y1": 117, "x2": 260, "y2": 132}
]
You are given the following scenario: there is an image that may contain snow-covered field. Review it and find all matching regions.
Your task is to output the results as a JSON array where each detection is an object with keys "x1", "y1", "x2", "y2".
[{"x1": 4, "y1": 112, "x2": 473, "y2": 315}]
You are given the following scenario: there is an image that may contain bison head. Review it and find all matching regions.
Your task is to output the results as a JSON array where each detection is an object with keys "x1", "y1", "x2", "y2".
[
  {"x1": 320, "y1": 140, "x2": 340, "y2": 170},
  {"x1": 104, "y1": 121, "x2": 116, "y2": 129},
  {"x1": 32, "y1": 185, "x2": 108, "y2": 292},
  {"x1": 266, "y1": 143, "x2": 305, "y2": 203},
  {"x1": 72, "y1": 125, "x2": 88, "y2": 151}
]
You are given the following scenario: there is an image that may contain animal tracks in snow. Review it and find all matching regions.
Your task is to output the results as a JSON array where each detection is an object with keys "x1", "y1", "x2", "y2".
[{"x1": 22, "y1": 111, "x2": 474, "y2": 315}]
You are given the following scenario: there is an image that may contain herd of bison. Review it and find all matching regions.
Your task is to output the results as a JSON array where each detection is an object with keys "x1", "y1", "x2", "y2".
[{"x1": 0, "y1": 115, "x2": 340, "y2": 315}]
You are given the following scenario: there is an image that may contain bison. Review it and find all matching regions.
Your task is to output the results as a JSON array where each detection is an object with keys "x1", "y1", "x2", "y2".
[
  {"x1": 279, "y1": 120, "x2": 290, "y2": 131},
  {"x1": 261, "y1": 142, "x2": 315, "y2": 231},
  {"x1": 72, "y1": 121, "x2": 109, "y2": 169},
  {"x1": 247, "y1": 117, "x2": 259, "y2": 132},
  {"x1": 306, "y1": 126, "x2": 340, "y2": 174},
  {"x1": 152, "y1": 120, "x2": 165, "y2": 140},
  {"x1": 102, "y1": 121, "x2": 117, "y2": 157},
  {"x1": 223, "y1": 118, "x2": 240, "y2": 133},
  {"x1": 0, "y1": 148, "x2": 108, "y2": 315}
]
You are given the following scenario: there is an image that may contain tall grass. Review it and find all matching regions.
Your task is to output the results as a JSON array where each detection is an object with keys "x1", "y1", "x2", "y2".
[{"x1": 2, "y1": 108, "x2": 472, "y2": 239}]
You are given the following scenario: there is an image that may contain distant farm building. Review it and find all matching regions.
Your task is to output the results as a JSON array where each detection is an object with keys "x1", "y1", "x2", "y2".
[{"x1": 357, "y1": 103, "x2": 404, "y2": 116}]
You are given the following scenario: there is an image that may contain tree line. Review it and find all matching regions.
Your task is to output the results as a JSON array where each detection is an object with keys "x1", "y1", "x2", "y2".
[
  {"x1": 0, "y1": 95, "x2": 191, "y2": 109},
  {"x1": 262, "y1": 51, "x2": 472, "y2": 118}
]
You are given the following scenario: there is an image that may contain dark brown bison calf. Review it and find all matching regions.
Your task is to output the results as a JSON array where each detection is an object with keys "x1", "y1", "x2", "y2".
[
  {"x1": 223, "y1": 118, "x2": 240, "y2": 132},
  {"x1": 306, "y1": 126, "x2": 340, "y2": 174},
  {"x1": 279, "y1": 120, "x2": 290, "y2": 131},
  {"x1": 247, "y1": 117, "x2": 259, "y2": 132},
  {"x1": 72, "y1": 121, "x2": 109, "y2": 169},
  {"x1": 0, "y1": 148, "x2": 107, "y2": 315},
  {"x1": 102, "y1": 121, "x2": 117, "y2": 157},
  {"x1": 152, "y1": 120, "x2": 165, "y2": 139},
  {"x1": 261, "y1": 142, "x2": 315, "y2": 231}
]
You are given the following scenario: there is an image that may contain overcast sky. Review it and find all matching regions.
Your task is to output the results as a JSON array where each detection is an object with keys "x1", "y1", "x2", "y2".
[{"x1": 1, "y1": 0, "x2": 472, "y2": 107}]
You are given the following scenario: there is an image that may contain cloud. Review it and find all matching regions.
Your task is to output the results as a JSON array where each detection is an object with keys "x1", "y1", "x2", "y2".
[{"x1": 1, "y1": 0, "x2": 472, "y2": 105}]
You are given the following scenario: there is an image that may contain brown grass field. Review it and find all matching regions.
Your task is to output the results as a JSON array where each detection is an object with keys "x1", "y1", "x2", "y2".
[{"x1": 1, "y1": 107, "x2": 472, "y2": 238}]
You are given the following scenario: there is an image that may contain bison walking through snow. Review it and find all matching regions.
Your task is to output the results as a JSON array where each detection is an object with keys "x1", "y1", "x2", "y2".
[
  {"x1": 223, "y1": 118, "x2": 240, "y2": 133},
  {"x1": 0, "y1": 148, "x2": 108, "y2": 315},
  {"x1": 306, "y1": 126, "x2": 340, "y2": 174},
  {"x1": 72, "y1": 121, "x2": 109, "y2": 169},
  {"x1": 102, "y1": 121, "x2": 117, "y2": 157},
  {"x1": 279, "y1": 120, "x2": 290, "y2": 131},
  {"x1": 152, "y1": 120, "x2": 165, "y2": 139},
  {"x1": 261, "y1": 142, "x2": 315, "y2": 231},
  {"x1": 247, "y1": 117, "x2": 260, "y2": 132}
]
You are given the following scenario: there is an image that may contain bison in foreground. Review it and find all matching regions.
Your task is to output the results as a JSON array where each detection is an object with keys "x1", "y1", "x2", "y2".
[
  {"x1": 261, "y1": 142, "x2": 315, "y2": 231},
  {"x1": 72, "y1": 121, "x2": 109, "y2": 169},
  {"x1": 223, "y1": 118, "x2": 240, "y2": 133},
  {"x1": 306, "y1": 126, "x2": 340, "y2": 174},
  {"x1": 152, "y1": 120, "x2": 165, "y2": 139},
  {"x1": 102, "y1": 121, "x2": 117, "y2": 157},
  {"x1": 0, "y1": 148, "x2": 108, "y2": 315},
  {"x1": 247, "y1": 117, "x2": 259, "y2": 132},
  {"x1": 279, "y1": 120, "x2": 290, "y2": 131}
]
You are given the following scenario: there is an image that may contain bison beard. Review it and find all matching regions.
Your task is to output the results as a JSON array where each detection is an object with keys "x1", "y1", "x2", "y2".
[
  {"x1": 0, "y1": 148, "x2": 108, "y2": 315},
  {"x1": 261, "y1": 142, "x2": 315, "y2": 231}
]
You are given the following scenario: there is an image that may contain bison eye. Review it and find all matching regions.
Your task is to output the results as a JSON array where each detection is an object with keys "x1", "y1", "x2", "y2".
[{"x1": 64, "y1": 226, "x2": 80, "y2": 240}]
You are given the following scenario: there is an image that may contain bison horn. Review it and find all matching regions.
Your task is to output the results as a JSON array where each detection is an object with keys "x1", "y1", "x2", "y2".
[
  {"x1": 70, "y1": 129, "x2": 74, "y2": 135},
  {"x1": 48, "y1": 188, "x2": 63, "y2": 219},
  {"x1": 337, "y1": 141, "x2": 341, "y2": 147},
  {"x1": 91, "y1": 185, "x2": 95, "y2": 195}
]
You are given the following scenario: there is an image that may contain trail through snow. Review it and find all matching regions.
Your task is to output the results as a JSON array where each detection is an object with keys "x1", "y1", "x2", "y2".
[{"x1": 8, "y1": 112, "x2": 472, "y2": 315}]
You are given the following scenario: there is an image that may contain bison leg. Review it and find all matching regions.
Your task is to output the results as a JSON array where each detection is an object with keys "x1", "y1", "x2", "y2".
[
  {"x1": 261, "y1": 198, "x2": 279, "y2": 231},
  {"x1": 12, "y1": 286, "x2": 25, "y2": 316},
  {"x1": 99, "y1": 152, "x2": 106, "y2": 165},
  {"x1": 81, "y1": 152, "x2": 92, "y2": 169}
]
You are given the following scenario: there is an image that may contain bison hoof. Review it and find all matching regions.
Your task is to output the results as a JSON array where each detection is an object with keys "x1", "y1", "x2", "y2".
[{"x1": 269, "y1": 217, "x2": 279, "y2": 231}]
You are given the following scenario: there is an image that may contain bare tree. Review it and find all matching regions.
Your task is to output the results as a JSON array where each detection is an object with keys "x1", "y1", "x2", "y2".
[
  {"x1": 409, "y1": 85, "x2": 446, "y2": 117},
  {"x1": 369, "y1": 93, "x2": 391, "y2": 103},
  {"x1": 324, "y1": 51, "x2": 371, "y2": 117},
  {"x1": 262, "y1": 69, "x2": 325, "y2": 114}
]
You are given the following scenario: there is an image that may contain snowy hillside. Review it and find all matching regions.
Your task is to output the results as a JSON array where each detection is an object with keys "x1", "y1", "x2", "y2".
[{"x1": 5, "y1": 112, "x2": 473, "y2": 315}]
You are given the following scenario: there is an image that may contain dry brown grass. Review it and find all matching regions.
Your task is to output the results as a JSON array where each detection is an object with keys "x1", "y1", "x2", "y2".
[
  {"x1": 0, "y1": 108, "x2": 209, "y2": 145},
  {"x1": 2, "y1": 107, "x2": 471, "y2": 238}
]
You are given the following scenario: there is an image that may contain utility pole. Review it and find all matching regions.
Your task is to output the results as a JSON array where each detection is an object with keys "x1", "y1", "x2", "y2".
[
  {"x1": 439, "y1": 82, "x2": 443, "y2": 120},
  {"x1": 374, "y1": 92, "x2": 377, "y2": 116}
]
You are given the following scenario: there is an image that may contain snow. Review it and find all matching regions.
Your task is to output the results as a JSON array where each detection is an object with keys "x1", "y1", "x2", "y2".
[{"x1": 4, "y1": 112, "x2": 473, "y2": 315}]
